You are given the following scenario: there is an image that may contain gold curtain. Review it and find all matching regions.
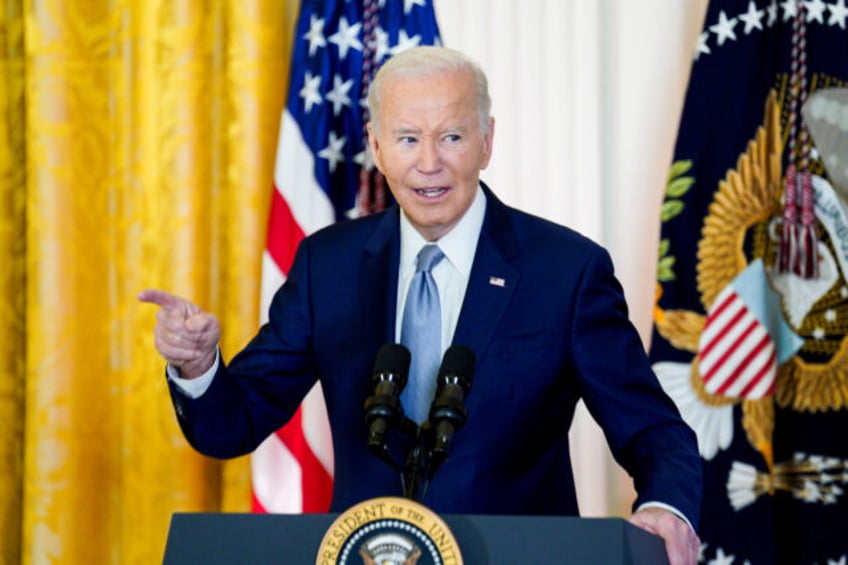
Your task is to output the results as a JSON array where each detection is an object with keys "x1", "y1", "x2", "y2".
[{"x1": 0, "y1": 1, "x2": 299, "y2": 562}]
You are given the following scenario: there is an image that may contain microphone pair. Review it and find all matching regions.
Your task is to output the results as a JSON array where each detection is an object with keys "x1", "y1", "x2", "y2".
[{"x1": 363, "y1": 343, "x2": 475, "y2": 472}]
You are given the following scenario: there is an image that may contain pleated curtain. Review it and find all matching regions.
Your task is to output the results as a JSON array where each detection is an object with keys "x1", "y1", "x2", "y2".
[{"x1": 0, "y1": 2, "x2": 298, "y2": 562}]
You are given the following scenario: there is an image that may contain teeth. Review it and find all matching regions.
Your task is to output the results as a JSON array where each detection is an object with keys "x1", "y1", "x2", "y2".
[{"x1": 417, "y1": 187, "x2": 445, "y2": 196}]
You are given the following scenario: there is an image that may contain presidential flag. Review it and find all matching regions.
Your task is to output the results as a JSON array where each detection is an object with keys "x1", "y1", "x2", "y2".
[
  {"x1": 252, "y1": 0, "x2": 440, "y2": 514},
  {"x1": 650, "y1": 1, "x2": 848, "y2": 563}
]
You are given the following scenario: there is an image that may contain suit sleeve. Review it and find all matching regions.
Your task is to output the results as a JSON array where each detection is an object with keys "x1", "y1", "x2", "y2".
[
  {"x1": 570, "y1": 246, "x2": 703, "y2": 530},
  {"x1": 167, "y1": 239, "x2": 320, "y2": 459}
]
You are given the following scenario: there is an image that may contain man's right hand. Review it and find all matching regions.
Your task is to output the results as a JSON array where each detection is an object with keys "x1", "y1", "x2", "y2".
[{"x1": 138, "y1": 289, "x2": 221, "y2": 379}]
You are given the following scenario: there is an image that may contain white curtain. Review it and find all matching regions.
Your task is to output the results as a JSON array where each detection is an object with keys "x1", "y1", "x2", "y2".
[{"x1": 433, "y1": 0, "x2": 709, "y2": 517}]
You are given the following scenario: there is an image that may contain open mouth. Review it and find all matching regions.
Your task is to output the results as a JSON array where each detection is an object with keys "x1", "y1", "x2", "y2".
[{"x1": 414, "y1": 187, "x2": 449, "y2": 198}]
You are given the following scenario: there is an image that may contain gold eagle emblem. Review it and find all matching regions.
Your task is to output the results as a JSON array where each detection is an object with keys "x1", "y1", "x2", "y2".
[{"x1": 655, "y1": 89, "x2": 848, "y2": 473}]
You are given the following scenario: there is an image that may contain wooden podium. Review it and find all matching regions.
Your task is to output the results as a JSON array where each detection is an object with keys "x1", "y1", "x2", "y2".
[{"x1": 163, "y1": 510, "x2": 668, "y2": 564}]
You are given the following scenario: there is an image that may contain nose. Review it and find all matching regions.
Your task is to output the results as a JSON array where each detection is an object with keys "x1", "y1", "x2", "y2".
[{"x1": 416, "y1": 138, "x2": 441, "y2": 174}]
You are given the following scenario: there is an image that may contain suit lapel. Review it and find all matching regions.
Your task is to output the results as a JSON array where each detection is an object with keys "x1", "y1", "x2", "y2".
[
  {"x1": 360, "y1": 207, "x2": 402, "y2": 348},
  {"x1": 357, "y1": 188, "x2": 521, "y2": 360},
  {"x1": 453, "y1": 186, "x2": 520, "y2": 359}
]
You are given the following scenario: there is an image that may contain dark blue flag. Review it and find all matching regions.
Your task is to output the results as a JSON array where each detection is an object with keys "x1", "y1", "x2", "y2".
[{"x1": 650, "y1": 1, "x2": 848, "y2": 563}]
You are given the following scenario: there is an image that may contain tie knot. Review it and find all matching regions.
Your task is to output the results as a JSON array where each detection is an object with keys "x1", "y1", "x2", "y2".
[{"x1": 416, "y1": 244, "x2": 444, "y2": 273}]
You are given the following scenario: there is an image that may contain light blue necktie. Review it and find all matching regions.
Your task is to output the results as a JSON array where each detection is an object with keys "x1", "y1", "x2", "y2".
[{"x1": 400, "y1": 244, "x2": 445, "y2": 425}]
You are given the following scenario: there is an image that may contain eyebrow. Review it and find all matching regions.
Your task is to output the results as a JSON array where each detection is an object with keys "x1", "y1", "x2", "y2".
[
  {"x1": 390, "y1": 125, "x2": 467, "y2": 136},
  {"x1": 391, "y1": 127, "x2": 420, "y2": 136}
]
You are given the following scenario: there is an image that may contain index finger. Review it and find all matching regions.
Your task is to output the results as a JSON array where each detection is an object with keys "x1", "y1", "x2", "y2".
[{"x1": 138, "y1": 289, "x2": 182, "y2": 312}]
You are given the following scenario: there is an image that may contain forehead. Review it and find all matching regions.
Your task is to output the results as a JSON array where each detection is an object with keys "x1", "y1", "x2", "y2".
[{"x1": 378, "y1": 69, "x2": 478, "y2": 127}]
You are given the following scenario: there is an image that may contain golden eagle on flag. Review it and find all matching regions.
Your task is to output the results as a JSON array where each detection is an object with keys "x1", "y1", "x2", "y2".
[{"x1": 650, "y1": 1, "x2": 848, "y2": 563}]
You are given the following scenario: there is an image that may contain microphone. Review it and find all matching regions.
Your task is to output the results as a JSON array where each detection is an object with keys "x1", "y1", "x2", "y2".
[
  {"x1": 363, "y1": 343, "x2": 411, "y2": 458},
  {"x1": 427, "y1": 345, "x2": 476, "y2": 472}
]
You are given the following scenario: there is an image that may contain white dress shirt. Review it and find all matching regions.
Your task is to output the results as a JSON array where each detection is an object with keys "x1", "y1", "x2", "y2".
[{"x1": 395, "y1": 186, "x2": 486, "y2": 352}]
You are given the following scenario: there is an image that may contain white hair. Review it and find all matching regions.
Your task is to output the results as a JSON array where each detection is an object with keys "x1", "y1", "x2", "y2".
[{"x1": 367, "y1": 46, "x2": 492, "y2": 135}]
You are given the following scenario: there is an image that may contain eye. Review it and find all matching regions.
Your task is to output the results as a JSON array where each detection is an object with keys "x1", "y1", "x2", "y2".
[
  {"x1": 399, "y1": 135, "x2": 417, "y2": 144},
  {"x1": 443, "y1": 133, "x2": 461, "y2": 143}
]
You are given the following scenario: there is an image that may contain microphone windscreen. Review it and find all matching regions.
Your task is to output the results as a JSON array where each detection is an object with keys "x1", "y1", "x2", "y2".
[
  {"x1": 438, "y1": 345, "x2": 476, "y2": 387},
  {"x1": 372, "y1": 343, "x2": 411, "y2": 383}
]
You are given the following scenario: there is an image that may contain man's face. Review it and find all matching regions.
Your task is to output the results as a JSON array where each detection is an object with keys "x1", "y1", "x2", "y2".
[{"x1": 367, "y1": 68, "x2": 494, "y2": 242}]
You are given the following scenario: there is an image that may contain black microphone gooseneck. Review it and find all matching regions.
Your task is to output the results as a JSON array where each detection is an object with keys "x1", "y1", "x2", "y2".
[
  {"x1": 403, "y1": 432, "x2": 427, "y2": 500},
  {"x1": 363, "y1": 343, "x2": 411, "y2": 472},
  {"x1": 427, "y1": 345, "x2": 475, "y2": 478}
]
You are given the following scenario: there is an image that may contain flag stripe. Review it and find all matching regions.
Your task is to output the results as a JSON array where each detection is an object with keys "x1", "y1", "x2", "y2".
[
  {"x1": 705, "y1": 320, "x2": 762, "y2": 394},
  {"x1": 700, "y1": 294, "x2": 747, "y2": 365},
  {"x1": 701, "y1": 314, "x2": 758, "y2": 382},
  {"x1": 736, "y1": 347, "x2": 776, "y2": 399},
  {"x1": 251, "y1": 430, "x2": 303, "y2": 513},
  {"x1": 713, "y1": 331, "x2": 771, "y2": 396},
  {"x1": 276, "y1": 409, "x2": 334, "y2": 512},
  {"x1": 273, "y1": 109, "x2": 335, "y2": 234},
  {"x1": 266, "y1": 188, "x2": 306, "y2": 275}
]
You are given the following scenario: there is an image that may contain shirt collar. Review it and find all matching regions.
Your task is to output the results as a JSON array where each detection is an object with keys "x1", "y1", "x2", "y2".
[{"x1": 399, "y1": 185, "x2": 487, "y2": 277}]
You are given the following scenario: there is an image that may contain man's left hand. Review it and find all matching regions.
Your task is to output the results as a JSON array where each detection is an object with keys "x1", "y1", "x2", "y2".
[{"x1": 629, "y1": 506, "x2": 699, "y2": 565}]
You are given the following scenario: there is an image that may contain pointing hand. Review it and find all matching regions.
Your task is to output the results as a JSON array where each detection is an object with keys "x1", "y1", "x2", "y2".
[{"x1": 138, "y1": 289, "x2": 221, "y2": 379}]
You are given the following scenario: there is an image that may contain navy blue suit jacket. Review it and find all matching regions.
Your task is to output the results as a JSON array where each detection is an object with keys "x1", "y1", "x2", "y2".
[{"x1": 170, "y1": 185, "x2": 701, "y2": 528}]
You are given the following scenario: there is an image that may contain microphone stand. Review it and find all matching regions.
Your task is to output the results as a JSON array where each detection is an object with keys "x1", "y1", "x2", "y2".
[
  {"x1": 403, "y1": 346, "x2": 476, "y2": 501},
  {"x1": 368, "y1": 412, "x2": 419, "y2": 473},
  {"x1": 402, "y1": 421, "x2": 428, "y2": 501},
  {"x1": 362, "y1": 343, "x2": 413, "y2": 476}
]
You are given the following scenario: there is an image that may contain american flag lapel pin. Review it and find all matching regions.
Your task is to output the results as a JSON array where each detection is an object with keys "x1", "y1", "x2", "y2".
[{"x1": 489, "y1": 276, "x2": 506, "y2": 287}]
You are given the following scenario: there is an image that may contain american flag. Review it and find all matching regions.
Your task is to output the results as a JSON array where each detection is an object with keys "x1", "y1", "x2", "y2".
[{"x1": 252, "y1": 0, "x2": 440, "y2": 514}]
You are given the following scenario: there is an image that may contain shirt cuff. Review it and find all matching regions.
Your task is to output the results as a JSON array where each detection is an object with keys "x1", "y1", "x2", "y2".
[
  {"x1": 635, "y1": 501, "x2": 695, "y2": 532},
  {"x1": 166, "y1": 349, "x2": 220, "y2": 399}
]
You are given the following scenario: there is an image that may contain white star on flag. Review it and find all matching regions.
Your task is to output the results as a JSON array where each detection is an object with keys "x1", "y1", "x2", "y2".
[
  {"x1": 829, "y1": 0, "x2": 848, "y2": 28},
  {"x1": 328, "y1": 17, "x2": 363, "y2": 59},
  {"x1": 767, "y1": 3, "x2": 779, "y2": 26},
  {"x1": 392, "y1": 29, "x2": 422, "y2": 54},
  {"x1": 805, "y1": 0, "x2": 828, "y2": 24},
  {"x1": 781, "y1": 0, "x2": 800, "y2": 21},
  {"x1": 326, "y1": 74, "x2": 354, "y2": 116},
  {"x1": 300, "y1": 72, "x2": 323, "y2": 113},
  {"x1": 710, "y1": 10, "x2": 738, "y2": 46},
  {"x1": 318, "y1": 131, "x2": 346, "y2": 172},
  {"x1": 739, "y1": 1, "x2": 765, "y2": 34},
  {"x1": 304, "y1": 14, "x2": 327, "y2": 56},
  {"x1": 374, "y1": 27, "x2": 391, "y2": 61},
  {"x1": 695, "y1": 31, "x2": 711, "y2": 60},
  {"x1": 404, "y1": 0, "x2": 426, "y2": 15}
]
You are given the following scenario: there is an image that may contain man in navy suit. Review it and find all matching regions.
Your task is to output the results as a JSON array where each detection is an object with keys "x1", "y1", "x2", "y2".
[{"x1": 140, "y1": 46, "x2": 701, "y2": 564}]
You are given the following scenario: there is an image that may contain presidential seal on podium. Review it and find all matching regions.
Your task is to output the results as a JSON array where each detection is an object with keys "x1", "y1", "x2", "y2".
[{"x1": 315, "y1": 497, "x2": 462, "y2": 565}]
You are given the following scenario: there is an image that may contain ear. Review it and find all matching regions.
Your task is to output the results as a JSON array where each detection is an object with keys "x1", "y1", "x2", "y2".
[
  {"x1": 366, "y1": 122, "x2": 385, "y2": 174},
  {"x1": 480, "y1": 117, "x2": 495, "y2": 170}
]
